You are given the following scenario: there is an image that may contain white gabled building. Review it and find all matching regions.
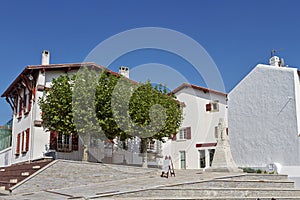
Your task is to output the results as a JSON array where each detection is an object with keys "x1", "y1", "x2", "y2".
[
  {"x1": 0, "y1": 51, "x2": 164, "y2": 167},
  {"x1": 0, "y1": 51, "x2": 105, "y2": 166},
  {"x1": 162, "y1": 83, "x2": 228, "y2": 169},
  {"x1": 228, "y1": 56, "x2": 300, "y2": 177}
]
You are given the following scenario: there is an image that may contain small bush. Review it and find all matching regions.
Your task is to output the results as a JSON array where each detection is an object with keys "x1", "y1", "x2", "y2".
[
  {"x1": 243, "y1": 167, "x2": 256, "y2": 173},
  {"x1": 256, "y1": 169, "x2": 262, "y2": 173}
]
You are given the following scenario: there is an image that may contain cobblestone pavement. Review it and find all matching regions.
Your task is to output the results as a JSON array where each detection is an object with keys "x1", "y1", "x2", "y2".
[{"x1": 0, "y1": 160, "x2": 244, "y2": 200}]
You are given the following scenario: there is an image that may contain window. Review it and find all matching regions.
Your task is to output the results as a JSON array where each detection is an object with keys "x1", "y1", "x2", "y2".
[
  {"x1": 147, "y1": 140, "x2": 156, "y2": 152},
  {"x1": 21, "y1": 131, "x2": 25, "y2": 153},
  {"x1": 178, "y1": 127, "x2": 191, "y2": 140},
  {"x1": 214, "y1": 126, "x2": 218, "y2": 139},
  {"x1": 15, "y1": 133, "x2": 21, "y2": 155},
  {"x1": 208, "y1": 149, "x2": 215, "y2": 167},
  {"x1": 50, "y1": 131, "x2": 78, "y2": 152},
  {"x1": 179, "y1": 129, "x2": 186, "y2": 140},
  {"x1": 180, "y1": 151, "x2": 186, "y2": 169},
  {"x1": 23, "y1": 90, "x2": 27, "y2": 113},
  {"x1": 57, "y1": 133, "x2": 71, "y2": 152},
  {"x1": 23, "y1": 89, "x2": 31, "y2": 114},
  {"x1": 18, "y1": 96, "x2": 23, "y2": 118},
  {"x1": 199, "y1": 150, "x2": 206, "y2": 168},
  {"x1": 15, "y1": 128, "x2": 30, "y2": 155},
  {"x1": 206, "y1": 101, "x2": 219, "y2": 112}
]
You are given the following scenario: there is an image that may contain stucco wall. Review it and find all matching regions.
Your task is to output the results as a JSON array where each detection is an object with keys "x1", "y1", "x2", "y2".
[
  {"x1": 10, "y1": 69, "x2": 79, "y2": 165},
  {"x1": 229, "y1": 64, "x2": 300, "y2": 167},
  {"x1": 0, "y1": 147, "x2": 11, "y2": 167},
  {"x1": 162, "y1": 87, "x2": 227, "y2": 169}
]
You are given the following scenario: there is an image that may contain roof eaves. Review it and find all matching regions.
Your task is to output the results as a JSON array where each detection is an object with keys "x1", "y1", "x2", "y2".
[
  {"x1": 1, "y1": 62, "x2": 102, "y2": 97},
  {"x1": 172, "y1": 83, "x2": 227, "y2": 96},
  {"x1": 1, "y1": 62, "x2": 138, "y2": 97}
]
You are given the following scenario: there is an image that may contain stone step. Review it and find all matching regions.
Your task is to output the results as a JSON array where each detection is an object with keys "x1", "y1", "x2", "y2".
[
  {"x1": 0, "y1": 160, "x2": 52, "y2": 191},
  {"x1": 111, "y1": 197, "x2": 300, "y2": 200},
  {"x1": 9, "y1": 179, "x2": 18, "y2": 184},
  {"x1": 0, "y1": 162, "x2": 50, "y2": 172},
  {"x1": 112, "y1": 188, "x2": 300, "y2": 198},
  {"x1": 21, "y1": 172, "x2": 30, "y2": 176},
  {"x1": 0, "y1": 187, "x2": 10, "y2": 195},
  {"x1": 0, "y1": 169, "x2": 38, "y2": 177},
  {"x1": 166, "y1": 179, "x2": 295, "y2": 189},
  {"x1": 0, "y1": 180, "x2": 14, "y2": 190},
  {"x1": 220, "y1": 174, "x2": 289, "y2": 181}
]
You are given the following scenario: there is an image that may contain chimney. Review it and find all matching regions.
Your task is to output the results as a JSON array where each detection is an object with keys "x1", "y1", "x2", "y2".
[
  {"x1": 119, "y1": 66, "x2": 130, "y2": 78},
  {"x1": 269, "y1": 56, "x2": 280, "y2": 67},
  {"x1": 41, "y1": 50, "x2": 50, "y2": 65}
]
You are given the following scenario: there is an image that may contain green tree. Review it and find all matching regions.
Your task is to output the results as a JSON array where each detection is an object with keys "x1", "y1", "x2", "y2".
[
  {"x1": 129, "y1": 82, "x2": 182, "y2": 167},
  {"x1": 39, "y1": 74, "x2": 76, "y2": 135},
  {"x1": 72, "y1": 66, "x2": 103, "y2": 161},
  {"x1": 110, "y1": 78, "x2": 183, "y2": 167},
  {"x1": 95, "y1": 70, "x2": 128, "y2": 141},
  {"x1": 40, "y1": 69, "x2": 183, "y2": 167}
]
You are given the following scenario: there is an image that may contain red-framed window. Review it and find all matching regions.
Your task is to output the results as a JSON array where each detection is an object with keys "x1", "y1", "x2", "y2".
[
  {"x1": 16, "y1": 133, "x2": 21, "y2": 155},
  {"x1": 25, "y1": 128, "x2": 30, "y2": 152},
  {"x1": 21, "y1": 131, "x2": 25, "y2": 153},
  {"x1": 50, "y1": 131, "x2": 78, "y2": 152}
]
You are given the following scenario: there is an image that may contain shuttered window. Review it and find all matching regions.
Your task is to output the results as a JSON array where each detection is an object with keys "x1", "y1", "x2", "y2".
[
  {"x1": 21, "y1": 131, "x2": 25, "y2": 152},
  {"x1": 206, "y1": 103, "x2": 212, "y2": 111},
  {"x1": 72, "y1": 133, "x2": 78, "y2": 151},
  {"x1": 206, "y1": 101, "x2": 219, "y2": 112},
  {"x1": 49, "y1": 131, "x2": 78, "y2": 152},
  {"x1": 186, "y1": 127, "x2": 191, "y2": 139},
  {"x1": 25, "y1": 128, "x2": 30, "y2": 152},
  {"x1": 50, "y1": 131, "x2": 58, "y2": 151},
  {"x1": 171, "y1": 134, "x2": 177, "y2": 141},
  {"x1": 178, "y1": 127, "x2": 191, "y2": 140},
  {"x1": 16, "y1": 133, "x2": 21, "y2": 155}
]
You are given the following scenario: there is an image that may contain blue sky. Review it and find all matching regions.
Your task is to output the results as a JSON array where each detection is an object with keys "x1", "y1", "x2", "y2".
[{"x1": 1, "y1": 0, "x2": 300, "y2": 124}]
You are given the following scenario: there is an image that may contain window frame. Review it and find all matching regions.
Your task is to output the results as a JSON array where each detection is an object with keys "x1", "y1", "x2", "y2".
[
  {"x1": 206, "y1": 100, "x2": 220, "y2": 112},
  {"x1": 177, "y1": 127, "x2": 191, "y2": 140}
]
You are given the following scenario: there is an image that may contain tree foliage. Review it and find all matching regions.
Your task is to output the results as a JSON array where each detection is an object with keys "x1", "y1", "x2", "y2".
[
  {"x1": 39, "y1": 74, "x2": 76, "y2": 135},
  {"x1": 129, "y1": 82, "x2": 182, "y2": 141},
  {"x1": 94, "y1": 70, "x2": 133, "y2": 141},
  {"x1": 39, "y1": 68, "x2": 183, "y2": 166},
  {"x1": 73, "y1": 67, "x2": 103, "y2": 143}
]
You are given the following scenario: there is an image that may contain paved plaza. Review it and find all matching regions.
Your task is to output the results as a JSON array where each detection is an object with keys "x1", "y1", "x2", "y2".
[
  {"x1": 0, "y1": 160, "x2": 245, "y2": 199},
  {"x1": 1, "y1": 160, "x2": 300, "y2": 200}
]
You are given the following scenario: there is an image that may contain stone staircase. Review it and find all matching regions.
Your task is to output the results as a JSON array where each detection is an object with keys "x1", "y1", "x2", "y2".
[
  {"x1": 108, "y1": 173, "x2": 300, "y2": 199},
  {"x1": 1, "y1": 160, "x2": 300, "y2": 199},
  {"x1": 0, "y1": 159, "x2": 52, "y2": 191}
]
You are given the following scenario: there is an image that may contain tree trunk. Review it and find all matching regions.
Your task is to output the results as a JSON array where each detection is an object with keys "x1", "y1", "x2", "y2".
[
  {"x1": 141, "y1": 138, "x2": 148, "y2": 168},
  {"x1": 81, "y1": 133, "x2": 90, "y2": 162},
  {"x1": 82, "y1": 144, "x2": 88, "y2": 162}
]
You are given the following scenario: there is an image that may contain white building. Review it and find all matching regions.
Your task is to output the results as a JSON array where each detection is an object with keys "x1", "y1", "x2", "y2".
[
  {"x1": 0, "y1": 51, "x2": 228, "y2": 170},
  {"x1": 0, "y1": 51, "x2": 163, "y2": 167},
  {"x1": 228, "y1": 56, "x2": 300, "y2": 177},
  {"x1": 0, "y1": 51, "x2": 106, "y2": 166},
  {"x1": 162, "y1": 83, "x2": 228, "y2": 169}
]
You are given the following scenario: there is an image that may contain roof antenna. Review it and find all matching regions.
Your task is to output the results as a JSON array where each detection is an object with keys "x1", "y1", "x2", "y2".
[
  {"x1": 271, "y1": 49, "x2": 276, "y2": 57},
  {"x1": 269, "y1": 48, "x2": 286, "y2": 67}
]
